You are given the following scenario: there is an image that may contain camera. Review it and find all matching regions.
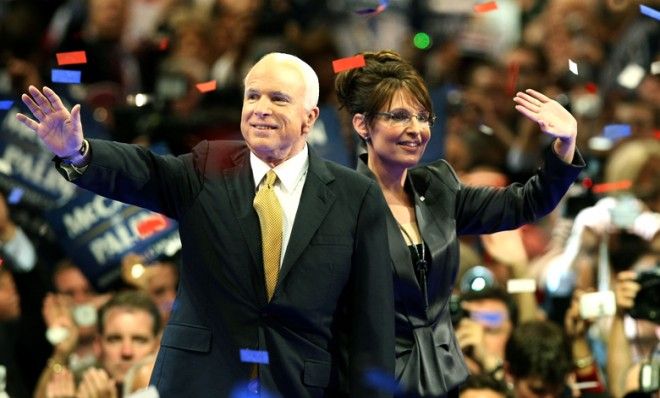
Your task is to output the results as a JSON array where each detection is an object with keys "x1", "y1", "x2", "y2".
[
  {"x1": 449, "y1": 294, "x2": 468, "y2": 326},
  {"x1": 629, "y1": 267, "x2": 660, "y2": 324}
]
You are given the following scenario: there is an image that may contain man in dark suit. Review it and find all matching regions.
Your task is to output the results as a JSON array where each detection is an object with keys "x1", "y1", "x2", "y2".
[{"x1": 17, "y1": 53, "x2": 395, "y2": 397}]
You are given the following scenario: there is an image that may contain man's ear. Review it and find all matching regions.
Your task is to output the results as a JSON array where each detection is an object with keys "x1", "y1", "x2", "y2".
[
  {"x1": 352, "y1": 114, "x2": 370, "y2": 142},
  {"x1": 302, "y1": 107, "x2": 320, "y2": 134}
]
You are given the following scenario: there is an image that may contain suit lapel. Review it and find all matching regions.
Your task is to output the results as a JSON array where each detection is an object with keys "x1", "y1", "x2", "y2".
[
  {"x1": 410, "y1": 168, "x2": 456, "y2": 297},
  {"x1": 277, "y1": 150, "x2": 335, "y2": 290},
  {"x1": 223, "y1": 148, "x2": 267, "y2": 303},
  {"x1": 356, "y1": 155, "x2": 424, "y2": 302}
]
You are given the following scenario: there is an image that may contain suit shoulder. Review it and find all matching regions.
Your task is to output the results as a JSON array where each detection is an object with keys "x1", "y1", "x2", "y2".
[
  {"x1": 413, "y1": 159, "x2": 461, "y2": 191},
  {"x1": 191, "y1": 140, "x2": 248, "y2": 174}
]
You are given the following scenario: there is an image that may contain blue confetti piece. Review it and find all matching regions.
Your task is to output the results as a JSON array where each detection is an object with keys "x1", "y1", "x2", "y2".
[
  {"x1": 640, "y1": 4, "x2": 660, "y2": 20},
  {"x1": 0, "y1": 100, "x2": 13, "y2": 110},
  {"x1": 7, "y1": 188, "x2": 24, "y2": 204},
  {"x1": 470, "y1": 311, "x2": 505, "y2": 327},
  {"x1": 52, "y1": 69, "x2": 82, "y2": 84},
  {"x1": 363, "y1": 368, "x2": 402, "y2": 394},
  {"x1": 229, "y1": 380, "x2": 276, "y2": 398},
  {"x1": 239, "y1": 348, "x2": 269, "y2": 364},
  {"x1": 603, "y1": 124, "x2": 631, "y2": 141}
]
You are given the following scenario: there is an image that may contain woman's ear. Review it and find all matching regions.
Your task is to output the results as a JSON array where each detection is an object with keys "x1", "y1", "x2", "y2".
[{"x1": 352, "y1": 114, "x2": 370, "y2": 142}]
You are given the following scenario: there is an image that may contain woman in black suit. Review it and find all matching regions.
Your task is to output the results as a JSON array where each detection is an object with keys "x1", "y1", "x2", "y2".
[{"x1": 334, "y1": 50, "x2": 585, "y2": 397}]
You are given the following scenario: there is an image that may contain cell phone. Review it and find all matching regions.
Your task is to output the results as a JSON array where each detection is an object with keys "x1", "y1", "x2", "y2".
[
  {"x1": 579, "y1": 291, "x2": 616, "y2": 319},
  {"x1": 640, "y1": 361, "x2": 659, "y2": 393}
]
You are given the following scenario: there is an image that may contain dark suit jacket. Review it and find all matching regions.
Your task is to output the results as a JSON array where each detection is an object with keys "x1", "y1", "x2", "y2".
[
  {"x1": 357, "y1": 146, "x2": 585, "y2": 397},
  {"x1": 68, "y1": 139, "x2": 395, "y2": 397}
]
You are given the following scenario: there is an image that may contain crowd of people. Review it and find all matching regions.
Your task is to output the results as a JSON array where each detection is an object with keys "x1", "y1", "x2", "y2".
[{"x1": 0, "y1": 0, "x2": 658, "y2": 397}]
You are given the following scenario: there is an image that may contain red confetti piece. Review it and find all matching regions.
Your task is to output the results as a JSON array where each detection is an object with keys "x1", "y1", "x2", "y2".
[
  {"x1": 654, "y1": 130, "x2": 660, "y2": 140},
  {"x1": 506, "y1": 62, "x2": 519, "y2": 96},
  {"x1": 474, "y1": 1, "x2": 498, "y2": 12},
  {"x1": 585, "y1": 82, "x2": 598, "y2": 94},
  {"x1": 582, "y1": 177, "x2": 593, "y2": 189},
  {"x1": 592, "y1": 180, "x2": 632, "y2": 194},
  {"x1": 332, "y1": 55, "x2": 366, "y2": 74},
  {"x1": 56, "y1": 51, "x2": 87, "y2": 66},
  {"x1": 196, "y1": 80, "x2": 217, "y2": 93}
]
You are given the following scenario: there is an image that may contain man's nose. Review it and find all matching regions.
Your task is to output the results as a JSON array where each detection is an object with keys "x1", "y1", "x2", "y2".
[
  {"x1": 121, "y1": 340, "x2": 134, "y2": 358},
  {"x1": 253, "y1": 97, "x2": 272, "y2": 117}
]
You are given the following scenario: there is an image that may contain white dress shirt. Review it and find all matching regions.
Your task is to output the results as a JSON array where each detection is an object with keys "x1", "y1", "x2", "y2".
[{"x1": 250, "y1": 145, "x2": 309, "y2": 267}]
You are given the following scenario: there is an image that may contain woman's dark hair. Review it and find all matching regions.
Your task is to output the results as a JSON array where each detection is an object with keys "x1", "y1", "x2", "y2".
[{"x1": 334, "y1": 50, "x2": 433, "y2": 127}]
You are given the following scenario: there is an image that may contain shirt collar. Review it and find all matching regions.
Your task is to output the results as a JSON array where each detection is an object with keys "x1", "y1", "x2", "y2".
[{"x1": 250, "y1": 145, "x2": 309, "y2": 193}]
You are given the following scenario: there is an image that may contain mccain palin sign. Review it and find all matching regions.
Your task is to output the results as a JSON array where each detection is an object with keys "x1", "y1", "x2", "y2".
[{"x1": 46, "y1": 188, "x2": 181, "y2": 289}]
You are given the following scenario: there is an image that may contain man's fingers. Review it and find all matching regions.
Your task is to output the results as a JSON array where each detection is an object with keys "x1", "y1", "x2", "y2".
[
  {"x1": 71, "y1": 104, "x2": 82, "y2": 133},
  {"x1": 617, "y1": 270, "x2": 638, "y2": 282},
  {"x1": 28, "y1": 85, "x2": 55, "y2": 114},
  {"x1": 44, "y1": 86, "x2": 67, "y2": 113},
  {"x1": 20, "y1": 93, "x2": 46, "y2": 122},
  {"x1": 15, "y1": 112, "x2": 40, "y2": 131}
]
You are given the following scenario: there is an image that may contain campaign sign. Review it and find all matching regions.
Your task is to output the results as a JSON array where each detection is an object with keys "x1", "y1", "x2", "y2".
[{"x1": 45, "y1": 188, "x2": 181, "y2": 289}]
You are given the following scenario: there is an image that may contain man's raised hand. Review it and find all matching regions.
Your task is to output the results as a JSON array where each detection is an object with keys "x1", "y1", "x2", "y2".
[{"x1": 16, "y1": 86, "x2": 84, "y2": 158}]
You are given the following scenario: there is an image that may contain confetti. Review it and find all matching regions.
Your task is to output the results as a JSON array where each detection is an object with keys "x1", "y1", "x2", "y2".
[
  {"x1": 196, "y1": 80, "x2": 217, "y2": 93},
  {"x1": 0, "y1": 100, "x2": 13, "y2": 110},
  {"x1": 239, "y1": 349, "x2": 269, "y2": 364},
  {"x1": 474, "y1": 1, "x2": 498, "y2": 13},
  {"x1": 355, "y1": 3, "x2": 387, "y2": 16},
  {"x1": 568, "y1": 59, "x2": 578, "y2": 75},
  {"x1": 52, "y1": 69, "x2": 81, "y2": 84},
  {"x1": 603, "y1": 124, "x2": 631, "y2": 141},
  {"x1": 332, "y1": 55, "x2": 366, "y2": 74},
  {"x1": 471, "y1": 310, "x2": 505, "y2": 327},
  {"x1": 7, "y1": 187, "x2": 24, "y2": 204},
  {"x1": 651, "y1": 61, "x2": 660, "y2": 75},
  {"x1": 507, "y1": 278, "x2": 537, "y2": 294},
  {"x1": 56, "y1": 51, "x2": 87, "y2": 66},
  {"x1": 640, "y1": 4, "x2": 660, "y2": 20},
  {"x1": 617, "y1": 63, "x2": 646, "y2": 89},
  {"x1": 506, "y1": 62, "x2": 519, "y2": 95},
  {"x1": 363, "y1": 368, "x2": 402, "y2": 394},
  {"x1": 592, "y1": 180, "x2": 632, "y2": 194},
  {"x1": 584, "y1": 82, "x2": 598, "y2": 94}
]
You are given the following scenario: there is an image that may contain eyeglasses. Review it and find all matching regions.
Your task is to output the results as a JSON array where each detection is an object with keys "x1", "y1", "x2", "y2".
[{"x1": 372, "y1": 109, "x2": 436, "y2": 127}]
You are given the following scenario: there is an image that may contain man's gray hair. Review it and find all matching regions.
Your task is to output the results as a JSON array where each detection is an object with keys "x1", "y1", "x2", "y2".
[{"x1": 248, "y1": 52, "x2": 320, "y2": 110}]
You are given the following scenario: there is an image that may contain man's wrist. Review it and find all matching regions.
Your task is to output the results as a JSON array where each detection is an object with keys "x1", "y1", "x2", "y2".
[{"x1": 60, "y1": 140, "x2": 90, "y2": 167}]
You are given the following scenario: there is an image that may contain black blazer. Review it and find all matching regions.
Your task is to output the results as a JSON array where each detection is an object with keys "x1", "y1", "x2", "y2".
[
  {"x1": 357, "y1": 146, "x2": 585, "y2": 397},
  {"x1": 70, "y1": 139, "x2": 395, "y2": 397}
]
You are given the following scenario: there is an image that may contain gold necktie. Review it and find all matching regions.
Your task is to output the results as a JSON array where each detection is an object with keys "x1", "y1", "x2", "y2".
[{"x1": 253, "y1": 170, "x2": 283, "y2": 300}]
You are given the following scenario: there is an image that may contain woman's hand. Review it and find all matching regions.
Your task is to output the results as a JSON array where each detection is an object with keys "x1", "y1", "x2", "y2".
[{"x1": 514, "y1": 89, "x2": 577, "y2": 163}]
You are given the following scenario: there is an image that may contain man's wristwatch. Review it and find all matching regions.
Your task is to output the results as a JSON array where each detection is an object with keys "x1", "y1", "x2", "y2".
[{"x1": 60, "y1": 139, "x2": 89, "y2": 167}]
